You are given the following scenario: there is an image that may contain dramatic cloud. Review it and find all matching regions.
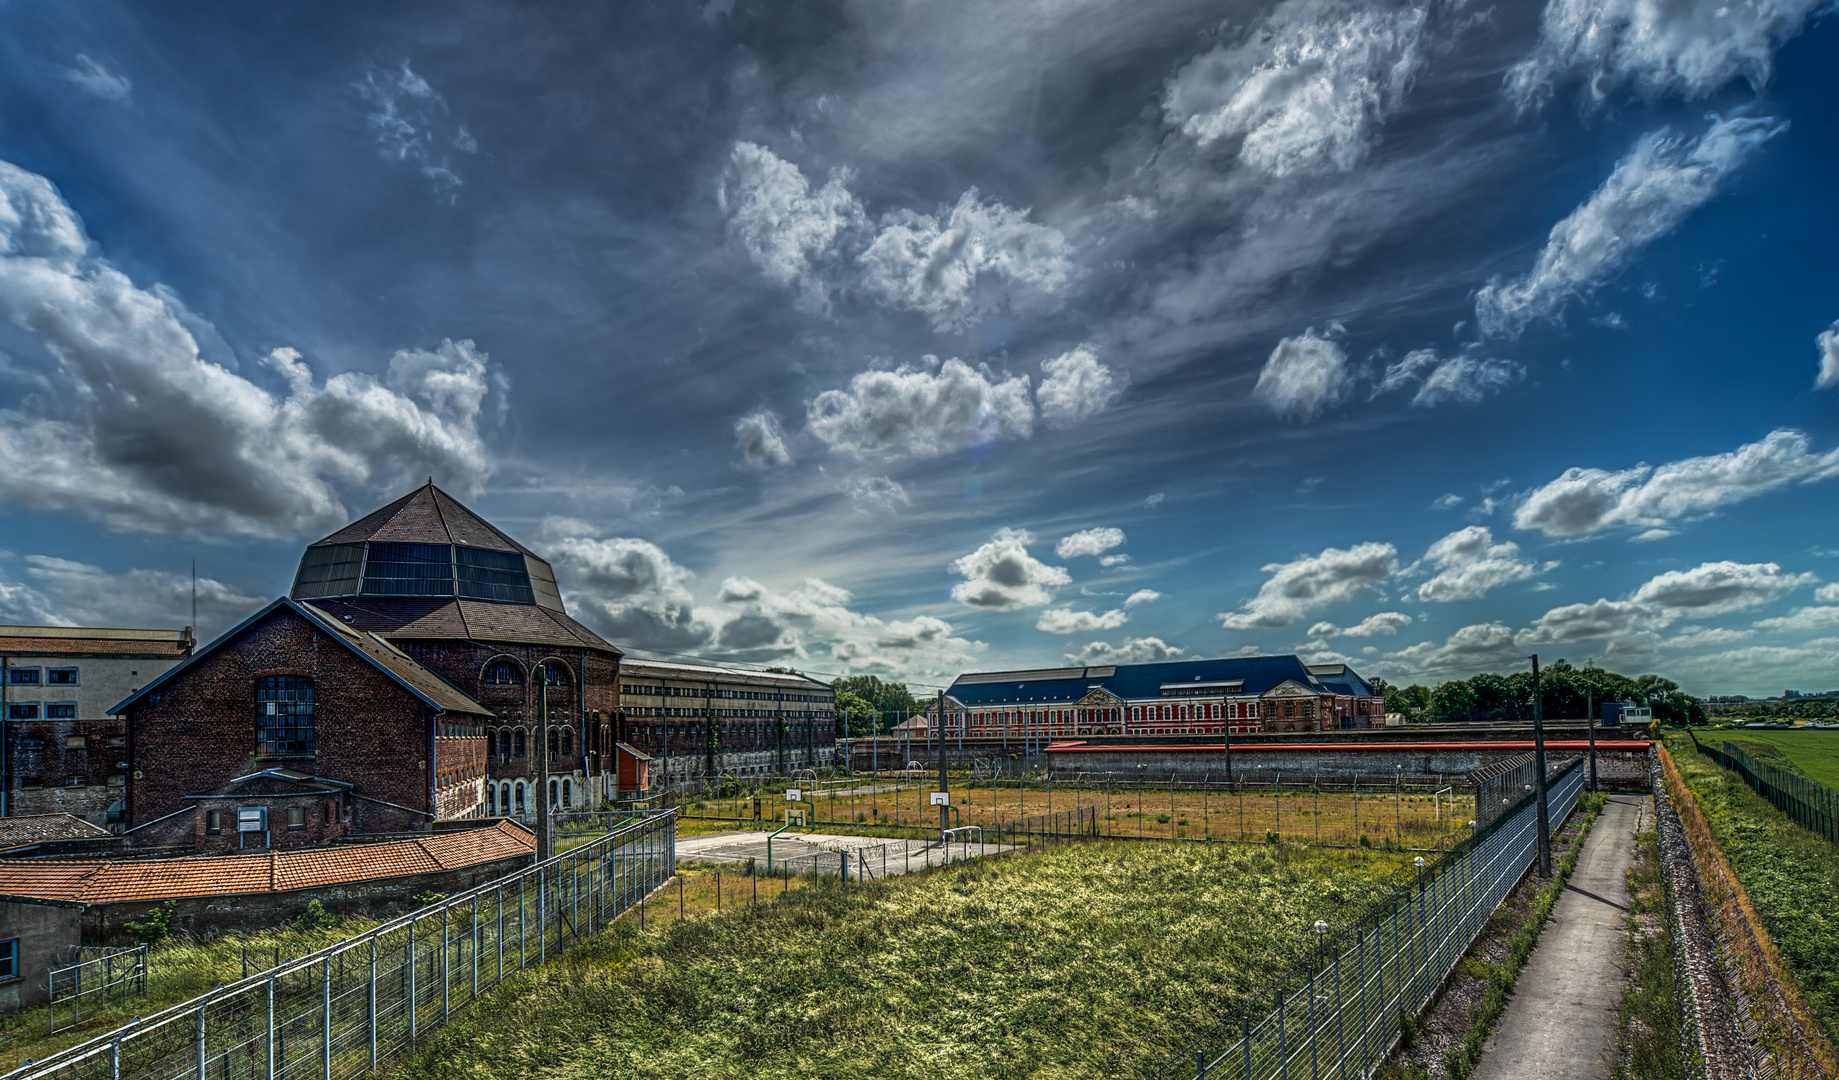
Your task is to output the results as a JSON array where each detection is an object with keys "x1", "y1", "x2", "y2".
[
  {"x1": 0, "y1": 160, "x2": 496, "y2": 534},
  {"x1": 1308, "y1": 611, "x2": 1413, "y2": 638},
  {"x1": 1514, "y1": 429, "x2": 1839, "y2": 538},
  {"x1": 61, "y1": 55, "x2": 131, "y2": 102},
  {"x1": 843, "y1": 475, "x2": 910, "y2": 513},
  {"x1": 1629, "y1": 560, "x2": 1814, "y2": 616},
  {"x1": 1476, "y1": 116, "x2": 1785, "y2": 337},
  {"x1": 1163, "y1": 0, "x2": 1428, "y2": 176},
  {"x1": 0, "y1": 556, "x2": 264, "y2": 640},
  {"x1": 1417, "y1": 526, "x2": 1537, "y2": 602},
  {"x1": 1375, "y1": 350, "x2": 1524, "y2": 407},
  {"x1": 719, "y1": 142, "x2": 865, "y2": 312},
  {"x1": 1390, "y1": 621, "x2": 1523, "y2": 671},
  {"x1": 806, "y1": 357, "x2": 1033, "y2": 459},
  {"x1": 1220, "y1": 541, "x2": 1399, "y2": 629},
  {"x1": 354, "y1": 60, "x2": 475, "y2": 200},
  {"x1": 733, "y1": 410, "x2": 792, "y2": 469},
  {"x1": 1817, "y1": 321, "x2": 1839, "y2": 390},
  {"x1": 1068, "y1": 637, "x2": 1185, "y2": 665},
  {"x1": 1507, "y1": 0, "x2": 1828, "y2": 111},
  {"x1": 1753, "y1": 606, "x2": 1839, "y2": 633},
  {"x1": 1036, "y1": 346, "x2": 1123, "y2": 426},
  {"x1": 541, "y1": 523, "x2": 715, "y2": 651},
  {"x1": 949, "y1": 528, "x2": 1071, "y2": 610},
  {"x1": 718, "y1": 575, "x2": 982, "y2": 677},
  {"x1": 1124, "y1": 589, "x2": 1161, "y2": 607},
  {"x1": 858, "y1": 189, "x2": 1076, "y2": 332},
  {"x1": 1056, "y1": 527, "x2": 1126, "y2": 559},
  {"x1": 1255, "y1": 325, "x2": 1350, "y2": 420}
]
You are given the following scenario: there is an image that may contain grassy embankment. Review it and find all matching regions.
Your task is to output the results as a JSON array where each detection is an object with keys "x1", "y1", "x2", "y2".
[
  {"x1": 400, "y1": 841, "x2": 1416, "y2": 1080},
  {"x1": 0, "y1": 916, "x2": 378, "y2": 1072},
  {"x1": 1664, "y1": 734, "x2": 1839, "y2": 1047},
  {"x1": 680, "y1": 777, "x2": 1472, "y2": 850},
  {"x1": 1693, "y1": 728, "x2": 1839, "y2": 789}
]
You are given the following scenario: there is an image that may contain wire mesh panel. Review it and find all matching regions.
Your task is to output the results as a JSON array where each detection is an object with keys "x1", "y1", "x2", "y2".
[
  {"x1": 1144, "y1": 758, "x2": 1585, "y2": 1080},
  {"x1": 46, "y1": 946, "x2": 147, "y2": 1034},
  {"x1": 7, "y1": 812, "x2": 676, "y2": 1080}
]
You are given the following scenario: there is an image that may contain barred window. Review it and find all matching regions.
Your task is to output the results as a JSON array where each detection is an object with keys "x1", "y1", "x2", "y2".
[
  {"x1": 256, "y1": 676, "x2": 315, "y2": 756},
  {"x1": 483, "y1": 662, "x2": 522, "y2": 685}
]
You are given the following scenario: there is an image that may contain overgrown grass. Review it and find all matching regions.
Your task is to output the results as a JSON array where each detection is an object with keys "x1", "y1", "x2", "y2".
[
  {"x1": 0, "y1": 916, "x2": 379, "y2": 1071},
  {"x1": 1663, "y1": 735, "x2": 1839, "y2": 1046},
  {"x1": 1694, "y1": 729, "x2": 1839, "y2": 789},
  {"x1": 1613, "y1": 828, "x2": 1684, "y2": 1080},
  {"x1": 400, "y1": 841, "x2": 1415, "y2": 1080}
]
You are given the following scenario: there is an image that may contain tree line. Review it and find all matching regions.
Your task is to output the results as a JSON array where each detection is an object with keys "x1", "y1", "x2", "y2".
[
  {"x1": 1375, "y1": 659, "x2": 1706, "y2": 726},
  {"x1": 830, "y1": 675, "x2": 923, "y2": 735}
]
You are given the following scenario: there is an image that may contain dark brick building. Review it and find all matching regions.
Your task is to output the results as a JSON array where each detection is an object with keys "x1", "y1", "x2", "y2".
[{"x1": 115, "y1": 484, "x2": 628, "y2": 849}]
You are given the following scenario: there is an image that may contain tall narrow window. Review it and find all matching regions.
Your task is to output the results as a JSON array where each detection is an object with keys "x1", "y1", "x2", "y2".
[
  {"x1": 256, "y1": 675, "x2": 315, "y2": 756},
  {"x1": 514, "y1": 730, "x2": 526, "y2": 757}
]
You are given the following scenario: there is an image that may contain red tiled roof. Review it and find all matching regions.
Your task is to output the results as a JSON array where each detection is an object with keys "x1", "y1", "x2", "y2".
[
  {"x1": 0, "y1": 821, "x2": 534, "y2": 906},
  {"x1": 0, "y1": 636, "x2": 190, "y2": 658}
]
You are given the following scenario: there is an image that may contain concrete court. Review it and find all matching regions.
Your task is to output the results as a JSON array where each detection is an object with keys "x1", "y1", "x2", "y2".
[
  {"x1": 675, "y1": 830, "x2": 1010, "y2": 877},
  {"x1": 1470, "y1": 794, "x2": 1646, "y2": 1080}
]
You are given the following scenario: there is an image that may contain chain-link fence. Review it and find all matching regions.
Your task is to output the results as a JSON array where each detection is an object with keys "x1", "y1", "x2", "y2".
[
  {"x1": 1689, "y1": 731, "x2": 1839, "y2": 844},
  {"x1": 46, "y1": 946, "x2": 147, "y2": 1035},
  {"x1": 5, "y1": 812, "x2": 675, "y2": 1080},
  {"x1": 1140, "y1": 756, "x2": 1584, "y2": 1080}
]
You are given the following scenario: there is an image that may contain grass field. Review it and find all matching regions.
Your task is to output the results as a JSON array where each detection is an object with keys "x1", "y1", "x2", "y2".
[
  {"x1": 401, "y1": 841, "x2": 1417, "y2": 1080},
  {"x1": 681, "y1": 778, "x2": 1474, "y2": 851},
  {"x1": 1664, "y1": 735, "x2": 1839, "y2": 1046},
  {"x1": 1694, "y1": 729, "x2": 1839, "y2": 789}
]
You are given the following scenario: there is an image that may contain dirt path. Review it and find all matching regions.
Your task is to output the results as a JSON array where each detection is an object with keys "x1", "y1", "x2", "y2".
[{"x1": 1469, "y1": 795, "x2": 1644, "y2": 1080}]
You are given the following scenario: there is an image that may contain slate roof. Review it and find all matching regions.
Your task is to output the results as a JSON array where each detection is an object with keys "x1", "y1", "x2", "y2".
[
  {"x1": 303, "y1": 598, "x2": 618, "y2": 653},
  {"x1": 0, "y1": 821, "x2": 534, "y2": 905},
  {"x1": 310, "y1": 484, "x2": 533, "y2": 555},
  {"x1": 0, "y1": 815, "x2": 110, "y2": 848},
  {"x1": 112, "y1": 599, "x2": 494, "y2": 717},
  {"x1": 947, "y1": 655, "x2": 1377, "y2": 707}
]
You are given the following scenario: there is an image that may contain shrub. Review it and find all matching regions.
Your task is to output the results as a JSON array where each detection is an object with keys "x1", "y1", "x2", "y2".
[
  {"x1": 124, "y1": 899, "x2": 180, "y2": 947},
  {"x1": 293, "y1": 900, "x2": 340, "y2": 932},
  {"x1": 1156, "y1": 813, "x2": 1171, "y2": 824},
  {"x1": 411, "y1": 890, "x2": 448, "y2": 908},
  {"x1": 1360, "y1": 834, "x2": 1372, "y2": 848}
]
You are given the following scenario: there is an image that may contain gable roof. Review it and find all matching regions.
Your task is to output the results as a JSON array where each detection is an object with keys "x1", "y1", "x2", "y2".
[
  {"x1": 109, "y1": 598, "x2": 493, "y2": 717},
  {"x1": 0, "y1": 821, "x2": 534, "y2": 905},
  {"x1": 310, "y1": 483, "x2": 533, "y2": 554},
  {"x1": 945, "y1": 655, "x2": 1377, "y2": 707}
]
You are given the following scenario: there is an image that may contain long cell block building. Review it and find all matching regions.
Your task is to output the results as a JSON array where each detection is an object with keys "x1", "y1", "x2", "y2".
[{"x1": 617, "y1": 657, "x2": 836, "y2": 782}]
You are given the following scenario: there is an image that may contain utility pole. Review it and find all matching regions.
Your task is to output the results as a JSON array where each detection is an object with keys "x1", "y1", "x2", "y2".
[
  {"x1": 1586, "y1": 665, "x2": 1598, "y2": 793},
  {"x1": 937, "y1": 691, "x2": 949, "y2": 838},
  {"x1": 536, "y1": 667, "x2": 552, "y2": 861},
  {"x1": 1530, "y1": 654, "x2": 1551, "y2": 878}
]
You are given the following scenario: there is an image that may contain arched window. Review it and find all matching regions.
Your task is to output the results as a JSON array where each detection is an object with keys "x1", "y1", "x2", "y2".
[
  {"x1": 562, "y1": 779, "x2": 572, "y2": 808},
  {"x1": 536, "y1": 664, "x2": 571, "y2": 687},
  {"x1": 548, "y1": 778, "x2": 558, "y2": 805},
  {"x1": 514, "y1": 783, "x2": 526, "y2": 813},
  {"x1": 513, "y1": 730, "x2": 526, "y2": 757},
  {"x1": 484, "y1": 661, "x2": 522, "y2": 685}
]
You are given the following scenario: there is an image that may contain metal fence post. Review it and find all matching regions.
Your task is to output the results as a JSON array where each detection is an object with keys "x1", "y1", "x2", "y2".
[
  {"x1": 265, "y1": 974, "x2": 276, "y2": 1080},
  {"x1": 441, "y1": 906, "x2": 451, "y2": 1020},
  {"x1": 321, "y1": 954, "x2": 332, "y2": 1080},
  {"x1": 195, "y1": 999, "x2": 207, "y2": 1080},
  {"x1": 407, "y1": 915, "x2": 418, "y2": 1046},
  {"x1": 368, "y1": 936, "x2": 378, "y2": 1073}
]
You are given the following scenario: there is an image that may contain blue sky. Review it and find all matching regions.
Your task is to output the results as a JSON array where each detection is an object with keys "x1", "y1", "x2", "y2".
[{"x1": 0, "y1": 0, "x2": 1835, "y2": 696}]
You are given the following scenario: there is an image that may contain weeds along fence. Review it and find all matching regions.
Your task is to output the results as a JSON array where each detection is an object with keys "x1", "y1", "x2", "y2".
[
  {"x1": 1141, "y1": 756, "x2": 1584, "y2": 1080},
  {"x1": 46, "y1": 947, "x2": 148, "y2": 1035},
  {"x1": 4, "y1": 812, "x2": 677, "y2": 1080},
  {"x1": 1689, "y1": 731, "x2": 1839, "y2": 844}
]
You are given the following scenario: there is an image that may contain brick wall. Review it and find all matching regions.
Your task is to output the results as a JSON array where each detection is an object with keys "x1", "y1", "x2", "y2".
[
  {"x1": 126, "y1": 607, "x2": 444, "y2": 832},
  {"x1": 7, "y1": 719, "x2": 126, "y2": 825}
]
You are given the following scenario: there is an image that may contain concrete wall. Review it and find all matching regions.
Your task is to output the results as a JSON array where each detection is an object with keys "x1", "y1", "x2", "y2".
[{"x1": 0, "y1": 900, "x2": 81, "y2": 1012}]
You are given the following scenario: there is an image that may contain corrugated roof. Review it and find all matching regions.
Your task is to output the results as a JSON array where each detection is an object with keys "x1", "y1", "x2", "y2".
[
  {"x1": 309, "y1": 484, "x2": 533, "y2": 555},
  {"x1": 947, "y1": 655, "x2": 1377, "y2": 706},
  {"x1": 0, "y1": 815, "x2": 110, "y2": 847},
  {"x1": 0, "y1": 821, "x2": 534, "y2": 905}
]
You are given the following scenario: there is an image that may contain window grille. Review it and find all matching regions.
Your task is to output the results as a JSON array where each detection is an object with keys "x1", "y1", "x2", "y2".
[
  {"x1": 256, "y1": 675, "x2": 315, "y2": 756},
  {"x1": 483, "y1": 662, "x2": 522, "y2": 685},
  {"x1": 360, "y1": 542, "x2": 453, "y2": 597},
  {"x1": 456, "y1": 547, "x2": 534, "y2": 603},
  {"x1": 47, "y1": 703, "x2": 76, "y2": 719}
]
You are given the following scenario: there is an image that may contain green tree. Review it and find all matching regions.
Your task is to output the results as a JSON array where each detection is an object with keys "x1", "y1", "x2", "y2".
[{"x1": 831, "y1": 675, "x2": 920, "y2": 733}]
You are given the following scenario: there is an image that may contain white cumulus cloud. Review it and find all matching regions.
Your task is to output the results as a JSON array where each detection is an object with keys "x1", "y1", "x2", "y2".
[
  {"x1": 1817, "y1": 321, "x2": 1839, "y2": 390},
  {"x1": 1036, "y1": 607, "x2": 1129, "y2": 634},
  {"x1": 949, "y1": 528, "x2": 1071, "y2": 610},
  {"x1": 1036, "y1": 345, "x2": 1123, "y2": 426},
  {"x1": 1220, "y1": 541, "x2": 1398, "y2": 629},
  {"x1": 733, "y1": 411, "x2": 793, "y2": 469},
  {"x1": 541, "y1": 523, "x2": 716, "y2": 652},
  {"x1": 0, "y1": 160, "x2": 496, "y2": 535},
  {"x1": 1056, "y1": 527, "x2": 1126, "y2": 559},
  {"x1": 1514, "y1": 429, "x2": 1839, "y2": 538},
  {"x1": 1630, "y1": 560, "x2": 1814, "y2": 616},
  {"x1": 1308, "y1": 611, "x2": 1413, "y2": 638},
  {"x1": 1124, "y1": 589, "x2": 1161, "y2": 607},
  {"x1": 1476, "y1": 115, "x2": 1785, "y2": 338},
  {"x1": 1506, "y1": 0, "x2": 1828, "y2": 112},
  {"x1": 1068, "y1": 637, "x2": 1185, "y2": 666},
  {"x1": 1416, "y1": 526, "x2": 1537, "y2": 602},
  {"x1": 1163, "y1": 0, "x2": 1428, "y2": 177},
  {"x1": 806, "y1": 357, "x2": 1034, "y2": 459},
  {"x1": 719, "y1": 142, "x2": 866, "y2": 312},
  {"x1": 1255, "y1": 325, "x2": 1351, "y2": 420},
  {"x1": 858, "y1": 189, "x2": 1076, "y2": 332}
]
